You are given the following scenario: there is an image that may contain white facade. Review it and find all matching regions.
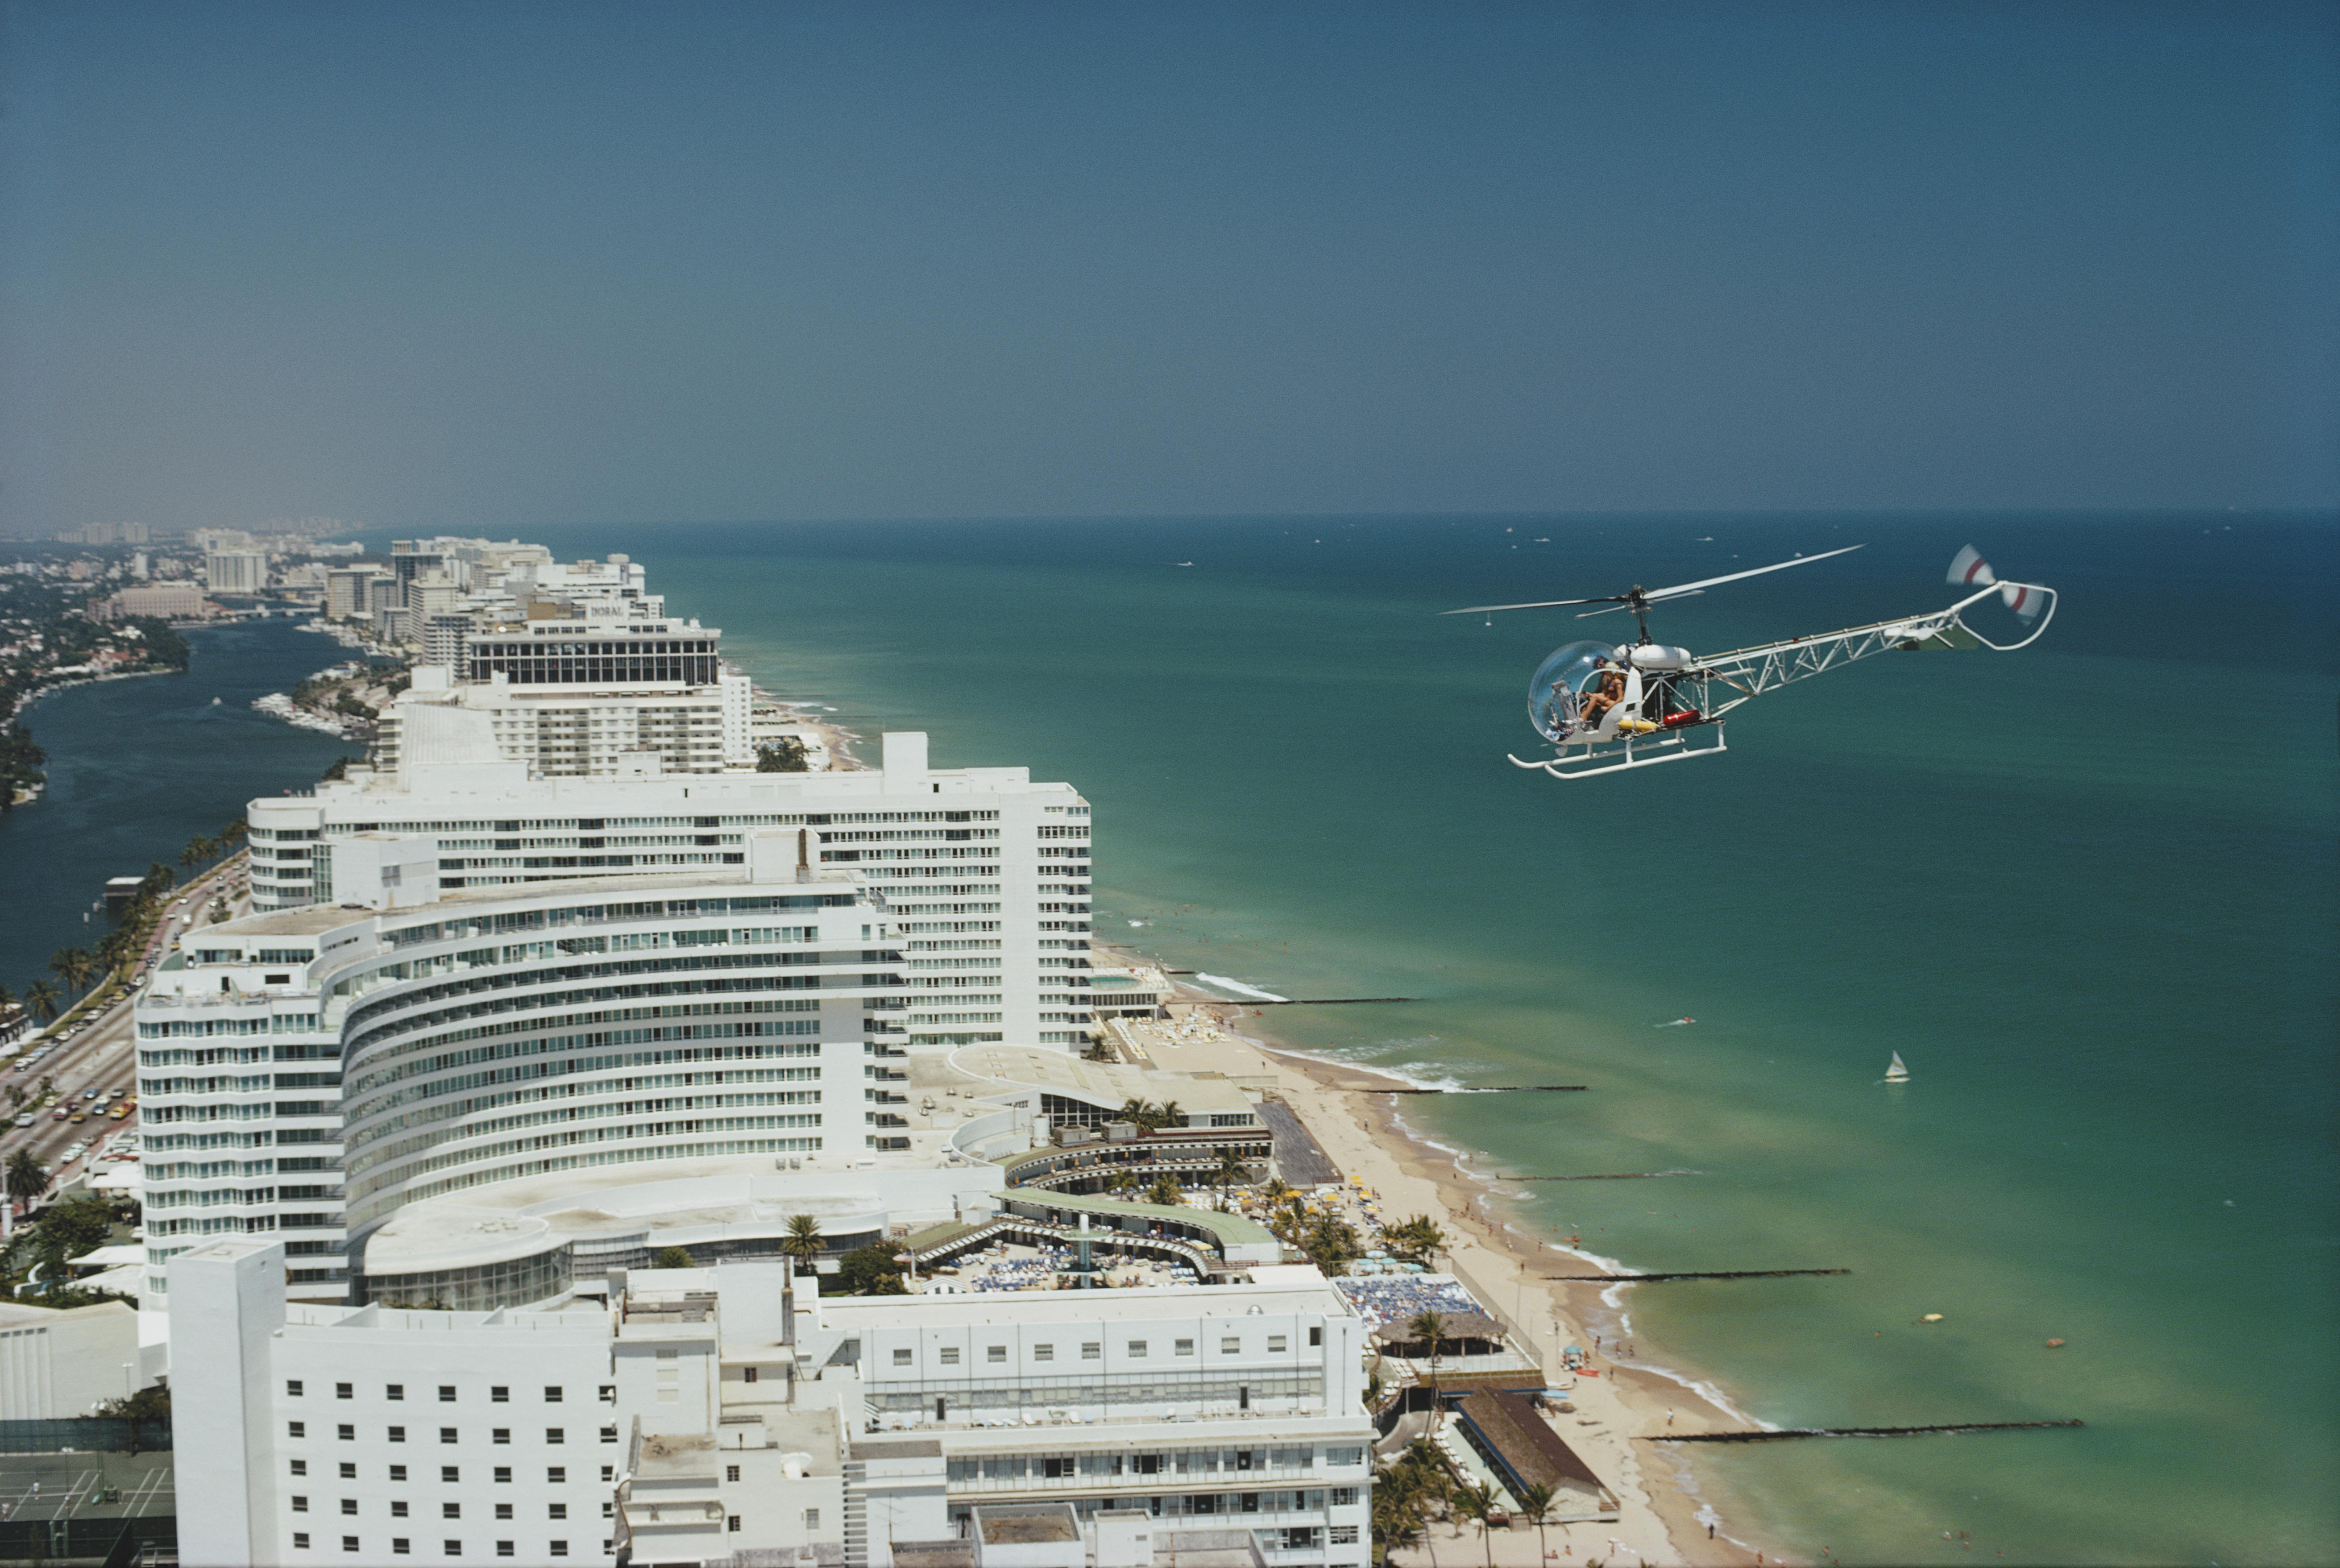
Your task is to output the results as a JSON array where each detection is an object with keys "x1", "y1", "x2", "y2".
[
  {"x1": 168, "y1": 1245, "x2": 1373, "y2": 1568},
  {"x1": 374, "y1": 666, "x2": 756, "y2": 778},
  {"x1": 242, "y1": 731, "x2": 1095, "y2": 1052},
  {"x1": 136, "y1": 849, "x2": 900, "y2": 1304},
  {"x1": 0, "y1": 1301, "x2": 142, "y2": 1418},
  {"x1": 207, "y1": 550, "x2": 270, "y2": 595}
]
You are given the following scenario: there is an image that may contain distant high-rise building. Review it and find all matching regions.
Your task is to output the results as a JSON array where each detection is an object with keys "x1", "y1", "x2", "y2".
[{"x1": 205, "y1": 550, "x2": 268, "y2": 595}]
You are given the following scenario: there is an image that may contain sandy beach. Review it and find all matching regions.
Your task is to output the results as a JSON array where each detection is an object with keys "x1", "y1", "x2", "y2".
[{"x1": 1107, "y1": 973, "x2": 1782, "y2": 1568}]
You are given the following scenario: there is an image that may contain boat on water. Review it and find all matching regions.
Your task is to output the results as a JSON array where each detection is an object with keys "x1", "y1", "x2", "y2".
[{"x1": 1885, "y1": 1051, "x2": 1911, "y2": 1083}]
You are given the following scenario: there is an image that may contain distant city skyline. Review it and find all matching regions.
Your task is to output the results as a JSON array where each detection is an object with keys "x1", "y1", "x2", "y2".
[{"x1": 2, "y1": 1, "x2": 2334, "y2": 532}]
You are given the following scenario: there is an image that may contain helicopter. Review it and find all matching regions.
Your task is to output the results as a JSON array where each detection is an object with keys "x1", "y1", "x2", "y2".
[{"x1": 1447, "y1": 544, "x2": 2057, "y2": 780}]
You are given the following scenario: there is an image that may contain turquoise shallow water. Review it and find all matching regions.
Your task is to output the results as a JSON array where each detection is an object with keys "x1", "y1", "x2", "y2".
[{"x1": 574, "y1": 512, "x2": 2332, "y2": 1567}]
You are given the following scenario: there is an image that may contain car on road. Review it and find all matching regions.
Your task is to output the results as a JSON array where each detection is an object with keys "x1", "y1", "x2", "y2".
[
  {"x1": 12, "y1": 1114, "x2": 30, "y2": 1128},
  {"x1": 51, "y1": 1107, "x2": 69, "y2": 1121},
  {"x1": 107, "y1": 1088, "x2": 125, "y2": 1100},
  {"x1": 68, "y1": 1111, "x2": 86, "y2": 1124},
  {"x1": 81, "y1": 1088, "x2": 100, "y2": 1101},
  {"x1": 107, "y1": 1105, "x2": 129, "y2": 1120}
]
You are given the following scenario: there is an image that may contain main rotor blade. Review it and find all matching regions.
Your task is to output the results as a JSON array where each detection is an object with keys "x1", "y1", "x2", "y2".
[
  {"x1": 1639, "y1": 543, "x2": 1865, "y2": 602},
  {"x1": 1573, "y1": 602, "x2": 1637, "y2": 619},
  {"x1": 1442, "y1": 594, "x2": 1626, "y2": 616}
]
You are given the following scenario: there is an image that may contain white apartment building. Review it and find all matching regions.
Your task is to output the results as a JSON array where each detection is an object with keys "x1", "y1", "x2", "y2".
[
  {"x1": 242, "y1": 726, "x2": 1095, "y2": 1052},
  {"x1": 208, "y1": 550, "x2": 270, "y2": 595},
  {"x1": 135, "y1": 835, "x2": 903, "y2": 1305},
  {"x1": 170, "y1": 1244, "x2": 1373, "y2": 1568},
  {"x1": 328, "y1": 568, "x2": 392, "y2": 621}
]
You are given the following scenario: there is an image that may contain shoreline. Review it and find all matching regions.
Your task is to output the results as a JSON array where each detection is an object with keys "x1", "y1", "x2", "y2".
[{"x1": 1123, "y1": 966, "x2": 1782, "y2": 1568}]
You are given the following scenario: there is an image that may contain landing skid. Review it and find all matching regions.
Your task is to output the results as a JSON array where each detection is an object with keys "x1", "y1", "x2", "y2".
[{"x1": 1509, "y1": 725, "x2": 1729, "y2": 780}]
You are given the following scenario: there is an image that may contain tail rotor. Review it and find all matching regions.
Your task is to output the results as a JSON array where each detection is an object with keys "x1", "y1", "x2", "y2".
[{"x1": 1949, "y1": 545, "x2": 2046, "y2": 620}]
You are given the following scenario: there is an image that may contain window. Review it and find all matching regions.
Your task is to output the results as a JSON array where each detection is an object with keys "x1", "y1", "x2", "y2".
[
  {"x1": 1332, "y1": 1488, "x2": 1358, "y2": 1506},
  {"x1": 494, "y1": 1505, "x2": 512, "y2": 1521},
  {"x1": 338, "y1": 1425, "x2": 356, "y2": 1441},
  {"x1": 389, "y1": 1428, "x2": 407, "y2": 1444},
  {"x1": 497, "y1": 1543, "x2": 514, "y2": 1559},
  {"x1": 290, "y1": 1421, "x2": 308, "y2": 1438},
  {"x1": 443, "y1": 1503, "x2": 461, "y2": 1520},
  {"x1": 493, "y1": 1467, "x2": 510, "y2": 1484},
  {"x1": 544, "y1": 1386, "x2": 563, "y2": 1403},
  {"x1": 289, "y1": 1380, "x2": 306, "y2": 1398},
  {"x1": 294, "y1": 1534, "x2": 311, "y2": 1550},
  {"x1": 545, "y1": 1468, "x2": 564, "y2": 1485},
  {"x1": 342, "y1": 1539, "x2": 359, "y2": 1554},
  {"x1": 549, "y1": 1543, "x2": 568, "y2": 1558},
  {"x1": 545, "y1": 1428, "x2": 564, "y2": 1445},
  {"x1": 744, "y1": 1366, "x2": 759, "y2": 1384},
  {"x1": 803, "y1": 1509, "x2": 820, "y2": 1531},
  {"x1": 337, "y1": 1383, "x2": 354, "y2": 1400},
  {"x1": 291, "y1": 1461, "x2": 309, "y2": 1477},
  {"x1": 597, "y1": 1386, "x2": 615, "y2": 1404},
  {"x1": 1082, "y1": 1342, "x2": 1101, "y2": 1360},
  {"x1": 1268, "y1": 1336, "x2": 1288, "y2": 1353},
  {"x1": 439, "y1": 1387, "x2": 456, "y2": 1403},
  {"x1": 490, "y1": 1387, "x2": 508, "y2": 1404},
  {"x1": 599, "y1": 1427, "x2": 617, "y2": 1445},
  {"x1": 938, "y1": 1347, "x2": 960, "y2": 1365},
  {"x1": 342, "y1": 1500, "x2": 358, "y2": 1516},
  {"x1": 726, "y1": 1465, "x2": 740, "y2": 1483},
  {"x1": 393, "y1": 1503, "x2": 410, "y2": 1519},
  {"x1": 1175, "y1": 1339, "x2": 1195, "y2": 1356},
  {"x1": 491, "y1": 1429, "x2": 510, "y2": 1445},
  {"x1": 986, "y1": 1345, "x2": 1007, "y2": 1363},
  {"x1": 1132, "y1": 1455, "x2": 1161, "y2": 1476},
  {"x1": 1034, "y1": 1344, "x2": 1054, "y2": 1362},
  {"x1": 390, "y1": 1466, "x2": 407, "y2": 1482},
  {"x1": 442, "y1": 1468, "x2": 460, "y2": 1485},
  {"x1": 1327, "y1": 1449, "x2": 1364, "y2": 1468},
  {"x1": 443, "y1": 1543, "x2": 461, "y2": 1557},
  {"x1": 728, "y1": 1516, "x2": 742, "y2": 1533},
  {"x1": 1042, "y1": 1457, "x2": 1074, "y2": 1478},
  {"x1": 387, "y1": 1385, "x2": 405, "y2": 1402},
  {"x1": 892, "y1": 1348, "x2": 913, "y2": 1366},
  {"x1": 1221, "y1": 1337, "x2": 1241, "y2": 1354},
  {"x1": 549, "y1": 1504, "x2": 568, "y2": 1521},
  {"x1": 1308, "y1": 1327, "x2": 1323, "y2": 1347},
  {"x1": 440, "y1": 1429, "x2": 458, "y2": 1445},
  {"x1": 1331, "y1": 1527, "x2": 1360, "y2": 1545},
  {"x1": 293, "y1": 1497, "x2": 310, "y2": 1513},
  {"x1": 394, "y1": 1541, "x2": 411, "y2": 1556},
  {"x1": 1128, "y1": 1340, "x2": 1148, "y2": 1358},
  {"x1": 599, "y1": 1467, "x2": 614, "y2": 1483}
]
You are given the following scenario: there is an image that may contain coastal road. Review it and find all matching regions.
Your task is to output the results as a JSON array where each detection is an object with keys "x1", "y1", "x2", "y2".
[{"x1": 2, "y1": 858, "x2": 248, "y2": 1205}]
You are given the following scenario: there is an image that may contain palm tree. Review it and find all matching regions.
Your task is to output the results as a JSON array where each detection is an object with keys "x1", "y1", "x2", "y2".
[
  {"x1": 1155, "y1": 1099, "x2": 1183, "y2": 1129},
  {"x1": 49, "y1": 948, "x2": 95, "y2": 997},
  {"x1": 781, "y1": 1213, "x2": 825, "y2": 1274},
  {"x1": 1145, "y1": 1173, "x2": 1182, "y2": 1208},
  {"x1": 178, "y1": 838, "x2": 205, "y2": 872},
  {"x1": 1212, "y1": 1148, "x2": 1247, "y2": 1199},
  {"x1": 1261, "y1": 1177, "x2": 1291, "y2": 1206},
  {"x1": 1451, "y1": 1479, "x2": 1501, "y2": 1568},
  {"x1": 24, "y1": 980, "x2": 59, "y2": 1023},
  {"x1": 6, "y1": 1148, "x2": 50, "y2": 1209},
  {"x1": 1514, "y1": 1481, "x2": 1559, "y2": 1564},
  {"x1": 1408, "y1": 1310, "x2": 1449, "y2": 1421}
]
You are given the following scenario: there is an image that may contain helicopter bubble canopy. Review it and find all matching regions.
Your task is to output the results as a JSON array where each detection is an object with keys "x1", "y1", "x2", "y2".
[{"x1": 1529, "y1": 641, "x2": 1628, "y2": 743}]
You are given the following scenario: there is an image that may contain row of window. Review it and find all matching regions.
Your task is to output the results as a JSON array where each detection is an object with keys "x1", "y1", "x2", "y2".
[
  {"x1": 289, "y1": 1381, "x2": 589, "y2": 1403},
  {"x1": 889, "y1": 1330, "x2": 1317, "y2": 1367},
  {"x1": 291, "y1": 1498, "x2": 580, "y2": 1521},
  {"x1": 289, "y1": 1535, "x2": 588, "y2": 1556},
  {"x1": 286, "y1": 1422, "x2": 611, "y2": 1445},
  {"x1": 288, "y1": 1460, "x2": 605, "y2": 1483}
]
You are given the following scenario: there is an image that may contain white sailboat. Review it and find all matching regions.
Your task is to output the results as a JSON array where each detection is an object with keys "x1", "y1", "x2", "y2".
[{"x1": 1884, "y1": 1051, "x2": 1911, "y2": 1083}]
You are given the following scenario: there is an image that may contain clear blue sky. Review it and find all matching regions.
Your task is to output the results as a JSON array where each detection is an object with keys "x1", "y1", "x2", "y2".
[{"x1": 2, "y1": 0, "x2": 2335, "y2": 531}]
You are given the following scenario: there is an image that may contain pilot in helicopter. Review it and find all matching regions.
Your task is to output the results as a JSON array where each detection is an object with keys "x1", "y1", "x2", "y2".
[{"x1": 1579, "y1": 658, "x2": 1628, "y2": 729}]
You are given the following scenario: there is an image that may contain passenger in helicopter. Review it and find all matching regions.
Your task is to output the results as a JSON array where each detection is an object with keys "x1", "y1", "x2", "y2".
[{"x1": 1579, "y1": 662, "x2": 1627, "y2": 729}]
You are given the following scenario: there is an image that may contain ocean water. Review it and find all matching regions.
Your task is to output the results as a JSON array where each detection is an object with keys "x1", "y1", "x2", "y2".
[
  {"x1": 572, "y1": 512, "x2": 2332, "y2": 1567},
  {"x1": 0, "y1": 618, "x2": 355, "y2": 997}
]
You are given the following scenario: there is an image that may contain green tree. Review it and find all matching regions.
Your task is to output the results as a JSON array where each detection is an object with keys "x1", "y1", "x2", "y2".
[
  {"x1": 32, "y1": 1195, "x2": 115, "y2": 1282},
  {"x1": 1212, "y1": 1148, "x2": 1247, "y2": 1198},
  {"x1": 755, "y1": 738, "x2": 809, "y2": 773},
  {"x1": 1513, "y1": 1480, "x2": 1559, "y2": 1565},
  {"x1": 1389, "y1": 1215, "x2": 1448, "y2": 1263},
  {"x1": 1145, "y1": 1173, "x2": 1183, "y2": 1208},
  {"x1": 48, "y1": 948, "x2": 95, "y2": 997},
  {"x1": 835, "y1": 1243, "x2": 909, "y2": 1296},
  {"x1": 1451, "y1": 1478, "x2": 1502, "y2": 1568},
  {"x1": 1155, "y1": 1099, "x2": 1183, "y2": 1130},
  {"x1": 1408, "y1": 1311, "x2": 1450, "y2": 1421},
  {"x1": 23, "y1": 981, "x2": 58, "y2": 1023},
  {"x1": 5, "y1": 1148, "x2": 50, "y2": 1210},
  {"x1": 649, "y1": 1245, "x2": 697, "y2": 1270},
  {"x1": 781, "y1": 1213, "x2": 826, "y2": 1274}
]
